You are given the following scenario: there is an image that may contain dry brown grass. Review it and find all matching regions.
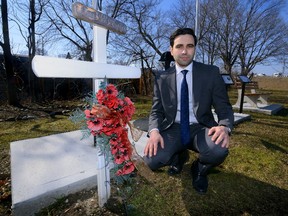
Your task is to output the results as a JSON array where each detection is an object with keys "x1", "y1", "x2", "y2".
[{"x1": 253, "y1": 76, "x2": 288, "y2": 91}]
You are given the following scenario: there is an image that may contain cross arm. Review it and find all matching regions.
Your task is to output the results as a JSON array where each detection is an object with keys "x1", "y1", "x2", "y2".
[{"x1": 32, "y1": 55, "x2": 141, "y2": 79}]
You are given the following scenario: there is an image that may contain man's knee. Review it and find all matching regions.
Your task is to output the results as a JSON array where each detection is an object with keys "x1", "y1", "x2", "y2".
[
  {"x1": 200, "y1": 146, "x2": 229, "y2": 165},
  {"x1": 213, "y1": 147, "x2": 229, "y2": 165},
  {"x1": 143, "y1": 156, "x2": 163, "y2": 171}
]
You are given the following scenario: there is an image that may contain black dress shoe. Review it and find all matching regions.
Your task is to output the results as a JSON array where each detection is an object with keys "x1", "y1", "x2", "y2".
[
  {"x1": 167, "y1": 150, "x2": 189, "y2": 176},
  {"x1": 191, "y1": 160, "x2": 209, "y2": 194}
]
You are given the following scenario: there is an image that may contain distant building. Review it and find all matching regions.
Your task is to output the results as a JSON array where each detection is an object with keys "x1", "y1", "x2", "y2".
[
  {"x1": 256, "y1": 73, "x2": 266, "y2": 77},
  {"x1": 273, "y1": 73, "x2": 282, "y2": 77}
]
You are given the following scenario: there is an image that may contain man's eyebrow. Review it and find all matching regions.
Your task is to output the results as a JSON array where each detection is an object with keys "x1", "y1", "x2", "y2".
[{"x1": 175, "y1": 43, "x2": 195, "y2": 47}]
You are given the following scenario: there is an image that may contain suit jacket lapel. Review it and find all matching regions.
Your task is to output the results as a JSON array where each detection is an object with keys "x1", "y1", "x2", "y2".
[{"x1": 162, "y1": 67, "x2": 177, "y2": 113}]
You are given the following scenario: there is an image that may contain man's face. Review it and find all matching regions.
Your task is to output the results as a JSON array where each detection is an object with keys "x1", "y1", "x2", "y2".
[{"x1": 170, "y1": 34, "x2": 195, "y2": 68}]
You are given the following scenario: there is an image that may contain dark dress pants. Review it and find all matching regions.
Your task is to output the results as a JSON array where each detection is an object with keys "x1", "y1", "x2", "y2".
[{"x1": 143, "y1": 123, "x2": 229, "y2": 171}]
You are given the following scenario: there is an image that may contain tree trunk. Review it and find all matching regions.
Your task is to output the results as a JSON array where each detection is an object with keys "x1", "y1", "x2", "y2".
[
  {"x1": 28, "y1": 0, "x2": 41, "y2": 102},
  {"x1": 140, "y1": 52, "x2": 147, "y2": 96},
  {"x1": 1, "y1": 0, "x2": 20, "y2": 106}
]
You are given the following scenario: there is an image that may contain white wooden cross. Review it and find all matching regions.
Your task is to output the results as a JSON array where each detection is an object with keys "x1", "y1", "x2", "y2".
[{"x1": 32, "y1": 1, "x2": 141, "y2": 208}]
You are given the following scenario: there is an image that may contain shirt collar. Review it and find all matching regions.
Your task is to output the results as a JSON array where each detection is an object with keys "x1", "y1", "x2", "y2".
[{"x1": 176, "y1": 62, "x2": 193, "y2": 75}]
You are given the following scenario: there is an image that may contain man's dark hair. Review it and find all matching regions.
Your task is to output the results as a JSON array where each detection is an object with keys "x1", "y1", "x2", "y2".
[{"x1": 170, "y1": 28, "x2": 197, "y2": 47}]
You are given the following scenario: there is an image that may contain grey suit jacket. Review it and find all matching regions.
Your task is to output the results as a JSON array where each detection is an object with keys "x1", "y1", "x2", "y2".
[{"x1": 148, "y1": 61, "x2": 234, "y2": 133}]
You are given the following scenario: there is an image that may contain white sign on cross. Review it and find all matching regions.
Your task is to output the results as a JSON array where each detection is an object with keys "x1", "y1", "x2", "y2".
[{"x1": 32, "y1": 1, "x2": 141, "y2": 208}]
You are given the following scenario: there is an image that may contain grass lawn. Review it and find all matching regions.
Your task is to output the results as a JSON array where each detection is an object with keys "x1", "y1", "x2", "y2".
[{"x1": 0, "y1": 77, "x2": 287, "y2": 215}]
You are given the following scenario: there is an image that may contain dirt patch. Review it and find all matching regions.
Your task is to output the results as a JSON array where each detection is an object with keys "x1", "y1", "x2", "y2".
[
  {"x1": 0, "y1": 102, "x2": 75, "y2": 122},
  {"x1": 36, "y1": 187, "x2": 122, "y2": 216}
]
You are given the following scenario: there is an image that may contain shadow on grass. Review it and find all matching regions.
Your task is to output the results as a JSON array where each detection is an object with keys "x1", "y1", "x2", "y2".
[
  {"x1": 275, "y1": 107, "x2": 288, "y2": 116},
  {"x1": 12, "y1": 158, "x2": 288, "y2": 216},
  {"x1": 250, "y1": 119, "x2": 288, "y2": 129},
  {"x1": 260, "y1": 139, "x2": 288, "y2": 154},
  {"x1": 180, "y1": 167, "x2": 288, "y2": 216}
]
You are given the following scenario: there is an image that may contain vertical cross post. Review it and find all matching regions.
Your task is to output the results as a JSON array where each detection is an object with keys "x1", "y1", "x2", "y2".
[
  {"x1": 92, "y1": 0, "x2": 106, "y2": 92},
  {"x1": 91, "y1": 0, "x2": 110, "y2": 207}
]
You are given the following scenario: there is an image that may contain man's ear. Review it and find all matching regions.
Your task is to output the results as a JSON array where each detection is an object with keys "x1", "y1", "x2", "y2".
[{"x1": 170, "y1": 46, "x2": 173, "y2": 55}]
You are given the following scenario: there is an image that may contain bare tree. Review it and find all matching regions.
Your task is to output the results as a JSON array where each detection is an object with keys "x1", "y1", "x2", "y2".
[
  {"x1": 28, "y1": 0, "x2": 47, "y2": 101},
  {"x1": 110, "y1": 0, "x2": 168, "y2": 95},
  {"x1": 171, "y1": 0, "x2": 288, "y2": 76},
  {"x1": 0, "y1": 0, "x2": 19, "y2": 105},
  {"x1": 11, "y1": 0, "x2": 49, "y2": 55},
  {"x1": 167, "y1": 0, "x2": 196, "y2": 30},
  {"x1": 104, "y1": 0, "x2": 131, "y2": 44},
  {"x1": 11, "y1": 0, "x2": 48, "y2": 101},
  {"x1": 115, "y1": 0, "x2": 166, "y2": 57},
  {"x1": 238, "y1": 0, "x2": 287, "y2": 75},
  {"x1": 43, "y1": 0, "x2": 94, "y2": 61},
  {"x1": 202, "y1": 0, "x2": 242, "y2": 73},
  {"x1": 196, "y1": 1, "x2": 221, "y2": 65}
]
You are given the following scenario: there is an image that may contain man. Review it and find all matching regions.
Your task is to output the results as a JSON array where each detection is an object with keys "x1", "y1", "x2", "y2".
[{"x1": 143, "y1": 28, "x2": 234, "y2": 194}]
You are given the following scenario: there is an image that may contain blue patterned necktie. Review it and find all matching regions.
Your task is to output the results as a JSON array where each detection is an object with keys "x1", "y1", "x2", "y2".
[{"x1": 180, "y1": 70, "x2": 190, "y2": 145}]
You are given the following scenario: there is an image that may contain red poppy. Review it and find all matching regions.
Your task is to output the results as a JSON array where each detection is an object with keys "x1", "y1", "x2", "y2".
[
  {"x1": 109, "y1": 137, "x2": 118, "y2": 145},
  {"x1": 84, "y1": 109, "x2": 93, "y2": 118},
  {"x1": 116, "y1": 162, "x2": 135, "y2": 176},
  {"x1": 110, "y1": 144, "x2": 118, "y2": 155},
  {"x1": 123, "y1": 161, "x2": 135, "y2": 174},
  {"x1": 87, "y1": 119, "x2": 103, "y2": 133},
  {"x1": 114, "y1": 153, "x2": 125, "y2": 164},
  {"x1": 96, "y1": 89, "x2": 105, "y2": 104},
  {"x1": 105, "y1": 97, "x2": 120, "y2": 110},
  {"x1": 106, "y1": 84, "x2": 118, "y2": 97}
]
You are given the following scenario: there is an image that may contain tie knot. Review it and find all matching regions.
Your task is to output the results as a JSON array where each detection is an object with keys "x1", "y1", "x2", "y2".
[{"x1": 181, "y1": 70, "x2": 188, "y2": 76}]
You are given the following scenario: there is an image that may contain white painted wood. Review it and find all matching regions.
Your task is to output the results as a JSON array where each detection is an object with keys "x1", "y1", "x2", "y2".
[
  {"x1": 32, "y1": 55, "x2": 141, "y2": 79},
  {"x1": 92, "y1": 26, "x2": 107, "y2": 94},
  {"x1": 91, "y1": 25, "x2": 110, "y2": 207},
  {"x1": 96, "y1": 149, "x2": 110, "y2": 207}
]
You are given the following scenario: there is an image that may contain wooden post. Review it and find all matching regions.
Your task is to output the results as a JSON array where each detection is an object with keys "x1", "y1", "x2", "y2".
[
  {"x1": 239, "y1": 83, "x2": 246, "y2": 113},
  {"x1": 91, "y1": 0, "x2": 110, "y2": 207}
]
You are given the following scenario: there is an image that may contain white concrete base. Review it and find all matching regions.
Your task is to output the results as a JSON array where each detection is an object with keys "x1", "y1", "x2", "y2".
[
  {"x1": 233, "y1": 112, "x2": 251, "y2": 124},
  {"x1": 10, "y1": 130, "x2": 147, "y2": 215},
  {"x1": 233, "y1": 103, "x2": 283, "y2": 115},
  {"x1": 10, "y1": 131, "x2": 96, "y2": 215}
]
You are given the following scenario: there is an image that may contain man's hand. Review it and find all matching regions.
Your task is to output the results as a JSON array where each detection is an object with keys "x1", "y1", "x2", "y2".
[
  {"x1": 144, "y1": 130, "x2": 164, "y2": 157},
  {"x1": 208, "y1": 126, "x2": 230, "y2": 148}
]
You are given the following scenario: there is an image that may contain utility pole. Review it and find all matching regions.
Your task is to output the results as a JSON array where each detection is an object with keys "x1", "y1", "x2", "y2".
[{"x1": 194, "y1": 0, "x2": 200, "y2": 60}]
